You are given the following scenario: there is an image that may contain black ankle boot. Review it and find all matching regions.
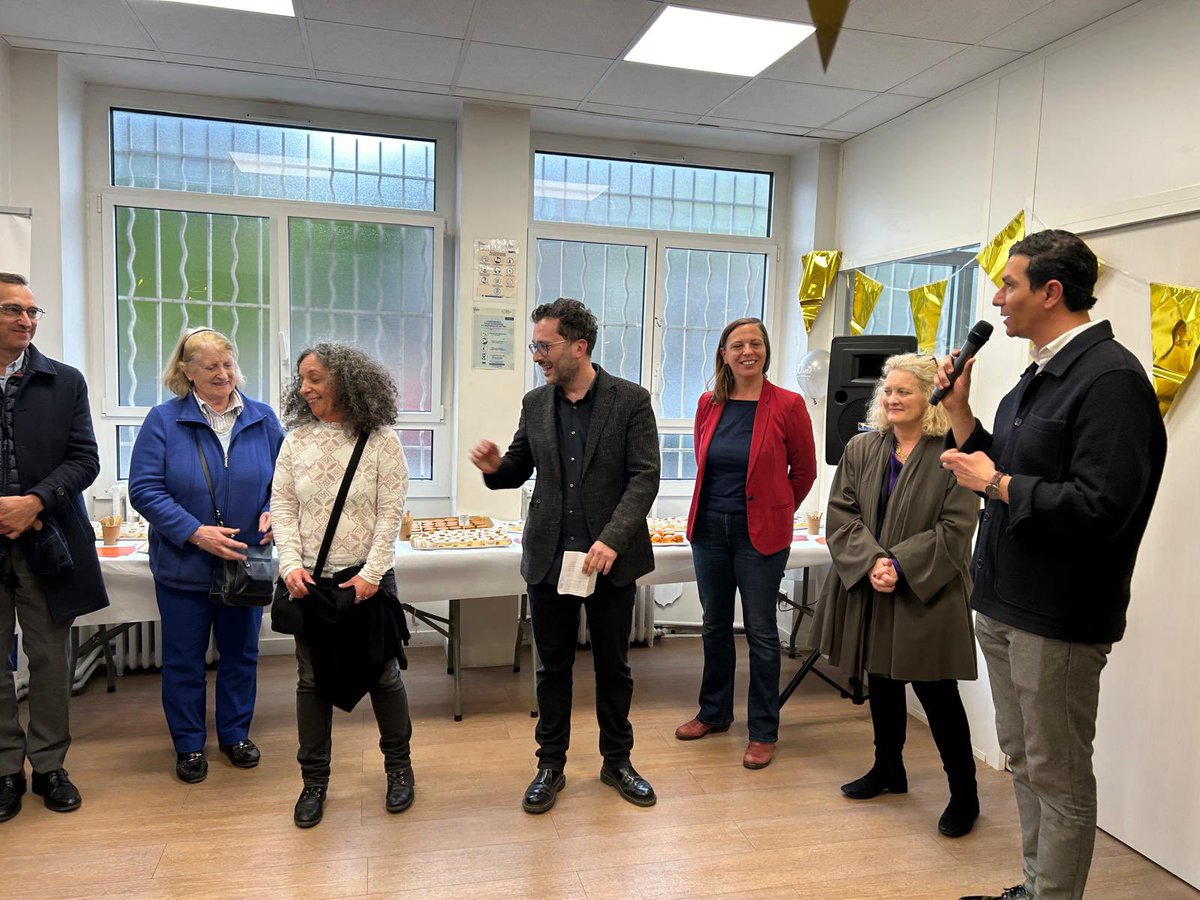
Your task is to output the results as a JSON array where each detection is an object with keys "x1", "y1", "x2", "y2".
[
  {"x1": 293, "y1": 784, "x2": 326, "y2": 828},
  {"x1": 840, "y1": 764, "x2": 908, "y2": 799},
  {"x1": 939, "y1": 793, "x2": 980, "y2": 836}
]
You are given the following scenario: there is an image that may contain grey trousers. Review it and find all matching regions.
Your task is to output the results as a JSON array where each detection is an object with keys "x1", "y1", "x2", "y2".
[
  {"x1": 976, "y1": 613, "x2": 1111, "y2": 900},
  {"x1": 0, "y1": 543, "x2": 73, "y2": 775},
  {"x1": 294, "y1": 637, "x2": 411, "y2": 786}
]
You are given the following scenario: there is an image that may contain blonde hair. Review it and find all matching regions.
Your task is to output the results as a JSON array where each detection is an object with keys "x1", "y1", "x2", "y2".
[
  {"x1": 865, "y1": 353, "x2": 950, "y2": 436},
  {"x1": 162, "y1": 327, "x2": 245, "y2": 399},
  {"x1": 709, "y1": 317, "x2": 771, "y2": 406}
]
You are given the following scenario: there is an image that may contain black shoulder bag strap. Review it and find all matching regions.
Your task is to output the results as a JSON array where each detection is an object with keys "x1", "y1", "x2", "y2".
[
  {"x1": 311, "y1": 431, "x2": 369, "y2": 579},
  {"x1": 193, "y1": 430, "x2": 224, "y2": 528}
]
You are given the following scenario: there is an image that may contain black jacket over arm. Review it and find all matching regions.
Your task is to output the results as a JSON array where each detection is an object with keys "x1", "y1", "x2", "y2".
[
  {"x1": 484, "y1": 365, "x2": 660, "y2": 587},
  {"x1": 953, "y1": 322, "x2": 1166, "y2": 643}
]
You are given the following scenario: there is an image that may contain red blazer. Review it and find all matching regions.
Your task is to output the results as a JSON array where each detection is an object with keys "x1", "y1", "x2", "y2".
[{"x1": 686, "y1": 379, "x2": 817, "y2": 555}]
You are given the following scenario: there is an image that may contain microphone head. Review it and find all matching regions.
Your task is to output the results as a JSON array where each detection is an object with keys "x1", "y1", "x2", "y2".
[{"x1": 967, "y1": 320, "x2": 994, "y2": 346}]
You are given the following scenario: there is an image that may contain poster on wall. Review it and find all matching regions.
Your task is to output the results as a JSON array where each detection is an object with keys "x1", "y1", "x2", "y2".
[
  {"x1": 475, "y1": 238, "x2": 519, "y2": 301},
  {"x1": 0, "y1": 208, "x2": 33, "y2": 276},
  {"x1": 472, "y1": 304, "x2": 517, "y2": 370}
]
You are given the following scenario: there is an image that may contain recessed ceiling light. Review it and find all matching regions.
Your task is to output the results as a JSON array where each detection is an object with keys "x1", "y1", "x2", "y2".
[
  {"x1": 625, "y1": 6, "x2": 814, "y2": 78},
  {"x1": 154, "y1": 0, "x2": 295, "y2": 16}
]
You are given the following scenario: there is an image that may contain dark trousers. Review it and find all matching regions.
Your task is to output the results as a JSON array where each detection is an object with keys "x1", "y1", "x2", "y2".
[
  {"x1": 294, "y1": 637, "x2": 411, "y2": 786},
  {"x1": 527, "y1": 574, "x2": 636, "y2": 771},
  {"x1": 690, "y1": 509, "x2": 789, "y2": 743},
  {"x1": 154, "y1": 582, "x2": 262, "y2": 753},
  {"x1": 868, "y1": 673, "x2": 977, "y2": 799}
]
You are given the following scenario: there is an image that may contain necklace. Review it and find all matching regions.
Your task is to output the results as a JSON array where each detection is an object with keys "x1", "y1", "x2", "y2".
[{"x1": 894, "y1": 438, "x2": 919, "y2": 463}]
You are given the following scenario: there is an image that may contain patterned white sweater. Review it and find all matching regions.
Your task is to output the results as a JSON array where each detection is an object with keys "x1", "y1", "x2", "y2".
[{"x1": 271, "y1": 422, "x2": 408, "y2": 585}]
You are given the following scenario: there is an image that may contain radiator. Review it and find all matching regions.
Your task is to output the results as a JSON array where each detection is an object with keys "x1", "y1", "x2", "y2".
[{"x1": 577, "y1": 586, "x2": 656, "y2": 647}]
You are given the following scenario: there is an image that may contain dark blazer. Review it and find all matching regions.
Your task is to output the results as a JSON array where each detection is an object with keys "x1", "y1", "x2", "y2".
[
  {"x1": 484, "y1": 365, "x2": 660, "y2": 587},
  {"x1": 687, "y1": 379, "x2": 817, "y2": 555},
  {"x1": 956, "y1": 321, "x2": 1166, "y2": 644},
  {"x1": 13, "y1": 344, "x2": 109, "y2": 623}
]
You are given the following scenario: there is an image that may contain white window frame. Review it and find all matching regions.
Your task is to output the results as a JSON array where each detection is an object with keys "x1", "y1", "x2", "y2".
[{"x1": 85, "y1": 88, "x2": 456, "y2": 499}]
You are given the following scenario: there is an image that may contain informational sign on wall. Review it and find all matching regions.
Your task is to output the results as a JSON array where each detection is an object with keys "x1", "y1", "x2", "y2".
[
  {"x1": 472, "y1": 304, "x2": 517, "y2": 370},
  {"x1": 475, "y1": 238, "x2": 519, "y2": 301}
]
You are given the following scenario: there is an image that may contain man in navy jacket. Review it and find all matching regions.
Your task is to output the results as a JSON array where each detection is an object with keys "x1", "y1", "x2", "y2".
[
  {"x1": 0, "y1": 273, "x2": 109, "y2": 822},
  {"x1": 938, "y1": 232, "x2": 1166, "y2": 900}
]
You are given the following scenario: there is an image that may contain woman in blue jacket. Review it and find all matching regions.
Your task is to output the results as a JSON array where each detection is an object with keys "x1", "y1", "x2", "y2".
[{"x1": 129, "y1": 328, "x2": 283, "y2": 784}]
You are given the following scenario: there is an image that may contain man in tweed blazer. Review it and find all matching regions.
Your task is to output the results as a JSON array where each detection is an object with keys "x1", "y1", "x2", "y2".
[{"x1": 472, "y1": 298, "x2": 660, "y2": 814}]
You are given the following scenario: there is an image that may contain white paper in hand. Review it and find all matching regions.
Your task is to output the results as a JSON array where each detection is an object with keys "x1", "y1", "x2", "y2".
[{"x1": 557, "y1": 550, "x2": 597, "y2": 598}]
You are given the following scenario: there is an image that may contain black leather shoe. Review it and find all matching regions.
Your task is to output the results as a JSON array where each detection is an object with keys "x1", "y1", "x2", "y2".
[
  {"x1": 600, "y1": 763, "x2": 656, "y2": 807},
  {"x1": 294, "y1": 784, "x2": 326, "y2": 828},
  {"x1": 219, "y1": 739, "x2": 261, "y2": 769},
  {"x1": 31, "y1": 768, "x2": 82, "y2": 813},
  {"x1": 840, "y1": 765, "x2": 907, "y2": 799},
  {"x1": 176, "y1": 751, "x2": 208, "y2": 784},
  {"x1": 939, "y1": 794, "x2": 980, "y2": 837},
  {"x1": 522, "y1": 768, "x2": 565, "y2": 814},
  {"x1": 0, "y1": 771, "x2": 26, "y2": 823},
  {"x1": 385, "y1": 768, "x2": 415, "y2": 814},
  {"x1": 960, "y1": 886, "x2": 1028, "y2": 900}
]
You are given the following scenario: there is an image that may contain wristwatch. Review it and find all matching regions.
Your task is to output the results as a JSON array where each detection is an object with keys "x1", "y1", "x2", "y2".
[{"x1": 984, "y1": 471, "x2": 1004, "y2": 500}]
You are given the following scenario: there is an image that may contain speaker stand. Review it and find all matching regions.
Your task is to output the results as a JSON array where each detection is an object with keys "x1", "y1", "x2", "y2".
[{"x1": 777, "y1": 572, "x2": 867, "y2": 707}]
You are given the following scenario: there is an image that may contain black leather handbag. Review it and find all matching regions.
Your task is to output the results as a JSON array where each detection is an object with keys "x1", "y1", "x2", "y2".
[
  {"x1": 194, "y1": 431, "x2": 275, "y2": 607},
  {"x1": 270, "y1": 432, "x2": 368, "y2": 635}
]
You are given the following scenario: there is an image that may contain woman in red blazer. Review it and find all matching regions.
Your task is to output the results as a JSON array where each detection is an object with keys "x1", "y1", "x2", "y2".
[{"x1": 675, "y1": 318, "x2": 817, "y2": 769}]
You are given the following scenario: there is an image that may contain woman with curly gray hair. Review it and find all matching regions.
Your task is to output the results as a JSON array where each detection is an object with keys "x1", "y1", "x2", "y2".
[{"x1": 270, "y1": 342, "x2": 412, "y2": 828}]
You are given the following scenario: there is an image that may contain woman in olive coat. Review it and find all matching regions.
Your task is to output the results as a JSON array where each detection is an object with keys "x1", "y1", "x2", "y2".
[{"x1": 813, "y1": 353, "x2": 980, "y2": 837}]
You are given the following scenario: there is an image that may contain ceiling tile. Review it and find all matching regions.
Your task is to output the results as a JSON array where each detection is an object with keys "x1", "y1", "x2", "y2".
[
  {"x1": 307, "y1": 21, "x2": 461, "y2": 83},
  {"x1": 300, "y1": 0, "x2": 475, "y2": 38},
  {"x1": 578, "y1": 101, "x2": 702, "y2": 125},
  {"x1": 979, "y1": 0, "x2": 1139, "y2": 52},
  {"x1": 701, "y1": 116, "x2": 812, "y2": 136},
  {"x1": 0, "y1": 0, "x2": 154, "y2": 49},
  {"x1": 588, "y1": 63, "x2": 746, "y2": 115},
  {"x1": 891, "y1": 45, "x2": 1025, "y2": 98},
  {"x1": 821, "y1": 92, "x2": 928, "y2": 133},
  {"x1": 130, "y1": 1, "x2": 307, "y2": 66},
  {"x1": 805, "y1": 128, "x2": 860, "y2": 140},
  {"x1": 709, "y1": 79, "x2": 876, "y2": 128},
  {"x1": 671, "y1": 0, "x2": 815, "y2": 24},
  {"x1": 162, "y1": 53, "x2": 312, "y2": 79},
  {"x1": 1, "y1": 36, "x2": 161, "y2": 59},
  {"x1": 845, "y1": 0, "x2": 1051, "y2": 44},
  {"x1": 458, "y1": 42, "x2": 611, "y2": 102},
  {"x1": 764, "y1": 28, "x2": 962, "y2": 92},
  {"x1": 471, "y1": 0, "x2": 658, "y2": 57}
]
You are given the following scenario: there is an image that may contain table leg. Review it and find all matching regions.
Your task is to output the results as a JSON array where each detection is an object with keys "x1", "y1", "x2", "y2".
[
  {"x1": 513, "y1": 594, "x2": 527, "y2": 673},
  {"x1": 450, "y1": 599, "x2": 463, "y2": 722}
]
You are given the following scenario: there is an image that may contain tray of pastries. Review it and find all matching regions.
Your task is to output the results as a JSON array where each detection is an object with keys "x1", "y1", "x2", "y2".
[
  {"x1": 650, "y1": 530, "x2": 687, "y2": 545},
  {"x1": 646, "y1": 516, "x2": 687, "y2": 534},
  {"x1": 400, "y1": 513, "x2": 494, "y2": 539},
  {"x1": 409, "y1": 527, "x2": 513, "y2": 550}
]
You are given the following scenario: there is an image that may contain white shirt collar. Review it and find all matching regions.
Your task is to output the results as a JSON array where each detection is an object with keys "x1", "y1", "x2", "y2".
[
  {"x1": 3, "y1": 351, "x2": 25, "y2": 378},
  {"x1": 194, "y1": 389, "x2": 244, "y2": 417},
  {"x1": 1034, "y1": 319, "x2": 1105, "y2": 371}
]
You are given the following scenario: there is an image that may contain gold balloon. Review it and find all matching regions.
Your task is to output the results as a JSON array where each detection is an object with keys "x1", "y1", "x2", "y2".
[
  {"x1": 977, "y1": 210, "x2": 1026, "y2": 288},
  {"x1": 908, "y1": 280, "x2": 947, "y2": 354},
  {"x1": 1150, "y1": 281, "x2": 1200, "y2": 416},
  {"x1": 851, "y1": 272, "x2": 883, "y2": 336},
  {"x1": 798, "y1": 249, "x2": 842, "y2": 334}
]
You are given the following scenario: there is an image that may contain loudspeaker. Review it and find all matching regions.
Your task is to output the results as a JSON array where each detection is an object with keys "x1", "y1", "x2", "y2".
[{"x1": 825, "y1": 334, "x2": 918, "y2": 465}]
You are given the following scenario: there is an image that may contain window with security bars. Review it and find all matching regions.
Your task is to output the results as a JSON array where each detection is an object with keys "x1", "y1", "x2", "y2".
[
  {"x1": 843, "y1": 246, "x2": 979, "y2": 356},
  {"x1": 112, "y1": 110, "x2": 435, "y2": 211},
  {"x1": 659, "y1": 434, "x2": 697, "y2": 481},
  {"x1": 534, "y1": 152, "x2": 771, "y2": 238}
]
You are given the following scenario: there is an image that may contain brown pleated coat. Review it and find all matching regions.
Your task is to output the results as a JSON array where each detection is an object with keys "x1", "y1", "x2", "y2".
[{"x1": 813, "y1": 430, "x2": 979, "y2": 682}]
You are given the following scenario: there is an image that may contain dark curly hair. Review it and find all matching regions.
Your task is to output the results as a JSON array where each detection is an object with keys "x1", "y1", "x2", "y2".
[
  {"x1": 1009, "y1": 229, "x2": 1098, "y2": 312},
  {"x1": 531, "y1": 297, "x2": 598, "y2": 356},
  {"x1": 282, "y1": 342, "x2": 398, "y2": 434}
]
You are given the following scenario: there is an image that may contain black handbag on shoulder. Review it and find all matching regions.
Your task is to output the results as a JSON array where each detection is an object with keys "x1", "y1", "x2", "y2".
[
  {"x1": 194, "y1": 430, "x2": 275, "y2": 607},
  {"x1": 270, "y1": 432, "x2": 369, "y2": 635}
]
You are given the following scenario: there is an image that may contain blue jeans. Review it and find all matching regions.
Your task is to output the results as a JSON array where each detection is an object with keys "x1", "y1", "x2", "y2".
[{"x1": 690, "y1": 508, "x2": 789, "y2": 743}]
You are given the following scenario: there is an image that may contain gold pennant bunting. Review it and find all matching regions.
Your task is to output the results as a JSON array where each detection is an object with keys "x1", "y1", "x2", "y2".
[
  {"x1": 851, "y1": 272, "x2": 883, "y2": 335},
  {"x1": 807, "y1": 0, "x2": 851, "y2": 71},
  {"x1": 977, "y1": 210, "x2": 1026, "y2": 288},
  {"x1": 1150, "y1": 281, "x2": 1200, "y2": 416},
  {"x1": 797, "y1": 249, "x2": 842, "y2": 334},
  {"x1": 908, "y1": 280, "x2": 947, "y2": 354}
]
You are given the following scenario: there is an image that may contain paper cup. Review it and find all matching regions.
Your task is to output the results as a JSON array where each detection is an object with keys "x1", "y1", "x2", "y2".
[
  {"x1": 805, "y1": 513, "x2": 822, "y2": 535},
  {"x1": 101, "y1": 523, "x2": 121, "y2": 545}
]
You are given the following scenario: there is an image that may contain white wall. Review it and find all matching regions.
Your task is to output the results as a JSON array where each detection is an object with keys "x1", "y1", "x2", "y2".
[
  {"x1": 0, "y1": 42, "x2": 11, "y2": 205},
  {"x1": 834, "y1": 0, "x2": 1200, "y2": 885}
]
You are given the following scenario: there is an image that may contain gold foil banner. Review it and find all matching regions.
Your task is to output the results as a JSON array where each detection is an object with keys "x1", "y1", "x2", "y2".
[
  {"x1": 908, "y1": 279, "x2": 947, "y2": 354},
  {"x1": 977, "y1": 210, "x2": 1026, "y2": 288},
  {"x1": 851, "y1": 272, "x2": 883, "y2": 335},
  {"x1": 807, "y1": 0, "x2": 851, "y2": 71},
  {"x1": 798, "y1": 249, "x2": 842, "y2": 333},
  {"x1": 1150, "y1": 281, "x2": 1200, "y2": 416}
]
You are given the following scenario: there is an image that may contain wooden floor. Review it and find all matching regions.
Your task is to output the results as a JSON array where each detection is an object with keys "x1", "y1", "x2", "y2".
[{"x1": 4, "y1": 638, "x2": 1196, "y2": 899}]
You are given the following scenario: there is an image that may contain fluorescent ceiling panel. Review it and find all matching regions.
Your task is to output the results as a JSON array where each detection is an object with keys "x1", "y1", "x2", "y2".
[
  {"x1": 625, "y1": 6, "x2": 813, "y2": 77},
  {"x1": 154, "y1": 0, "x2": 295, "y2": 16}
]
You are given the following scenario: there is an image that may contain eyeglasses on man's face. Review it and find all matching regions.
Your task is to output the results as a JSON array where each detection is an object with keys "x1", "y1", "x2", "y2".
[
  {"x1": 528, "y1": 339, "x2": 569, "y2": 356},
  {"x1": 0, "y1": 303, "x2": 46, "y2": 321}
]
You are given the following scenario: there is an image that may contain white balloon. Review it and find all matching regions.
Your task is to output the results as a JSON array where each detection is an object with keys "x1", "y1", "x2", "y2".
[{"x1": 796, "y1": 349, "x2": 830, "y2": 401}]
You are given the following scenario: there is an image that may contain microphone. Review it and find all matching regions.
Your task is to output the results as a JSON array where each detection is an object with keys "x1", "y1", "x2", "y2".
[{"x1": 929, "y1": 320, "x2": 993, "y2": 406}]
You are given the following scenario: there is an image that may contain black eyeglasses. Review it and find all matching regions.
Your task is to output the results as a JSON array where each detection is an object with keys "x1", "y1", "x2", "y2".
[
  {"x1": 0, "y1": 303, "x2": 47, "y2": 321},
  {"x1": 528, "y1": 339, "x2": 569, "y2": 355}
]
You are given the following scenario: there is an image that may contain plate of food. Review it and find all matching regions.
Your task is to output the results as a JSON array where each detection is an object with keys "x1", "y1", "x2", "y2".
[
  {"x1": 647, "y1": 516, "x2": 687, "y2": 534},
  {"x1": 409, "y1": 527, "x2": 513, "y2": 551},
  {"x1": 650, "y1": 530, "x2": 688, "y2": 546}
]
